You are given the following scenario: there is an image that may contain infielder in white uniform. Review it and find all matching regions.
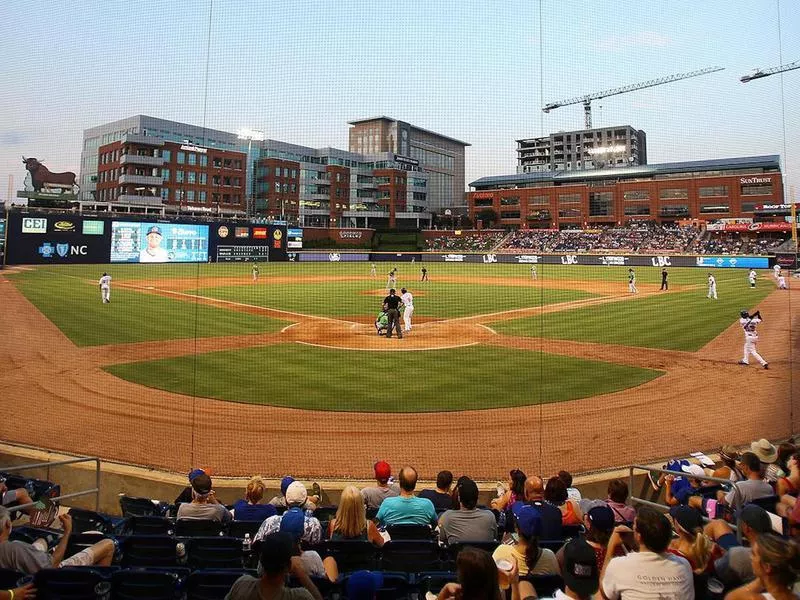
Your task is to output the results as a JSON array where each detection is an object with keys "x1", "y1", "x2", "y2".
[
  {"x1": 707, "y1": 273, "x2": 718, "y2": 300},
  {"x1": 774, "y1": 264, "x2": 781, "y2": 279},
  {"x1": 778, "y1": 274, "x2": 788, "y2": 289},
  {"x1": 530, "y1": 265, "x2": 537, "y2": 280},
  {"x1": 386, "y1": 268, "x2": 397, "y2": 292},
  {"x1": 99, "y1": 272, "x2": 112, "y2": 303},
  {"x1": 400, "y1": 287, "x2": 414, "y2": 332},
  {"x1": 749, "y1": 269, "x2": 757, "y2": 289},
  {"x1": 738, "y1": 309, "x2": 768, "y2": 369},
  {"x1": 628, "y1": 269, "x2": 637, "y2": 294},
  {"x1": 370, "y1": 263, "x2": 377, "y2": 277}
]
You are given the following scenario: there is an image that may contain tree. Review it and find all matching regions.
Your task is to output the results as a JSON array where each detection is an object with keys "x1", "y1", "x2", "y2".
[{"x1": 476, "y1": 208, "x2": 498, "y2": 228}]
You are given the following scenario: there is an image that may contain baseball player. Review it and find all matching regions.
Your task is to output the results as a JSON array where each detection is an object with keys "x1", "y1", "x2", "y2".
[
  {"x1": 530, "y1": 265, "x2": 537, "y2": 280},
  {"x1": 749, "y1": 269, "x2": 757, "y2": 289},
  {"x1": 370, "y1": 263, "x2": 377, "y2": 277},
  {"x1": 400, "y1": 287, "x2": 414, "y2": 332},
  {"x1": 778, "y1": 273, "x2": 788, "y2": 289},
  {"x1": 738, "y1": 309, "x2": 768, "y2": 369},
  {"x1": 386, "y1": 268, "x2": 398, "y2": 292},
  {"x1": 707, "y1": 273, "x2": 718, "y2": 300},
  {"x1": 252, "y1": 264, "x2": 259, "y2": 282},
  {"x1": 660, "y1": 268, "x2": 668, "y2": 291},
  {"x1": 99, "y1": 272, "x2": 112, "y2": 303},
  {"x1": 375, "y1": 307, "x2": 389, "y2": 336},
  {"x1": 774, "y1": 264, "x2": 781, "y2": 279},
  {"x1": 421, "y1": 266, "x2": 428, "y2": 282},
  {"x1": 628, "y1": 269, "x2": 638, "y2": 294}
]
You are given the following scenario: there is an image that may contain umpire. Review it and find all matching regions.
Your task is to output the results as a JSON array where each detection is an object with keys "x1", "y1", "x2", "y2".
[{"x1": 383, "y1": 288, "x2": 403, "y2": 339}]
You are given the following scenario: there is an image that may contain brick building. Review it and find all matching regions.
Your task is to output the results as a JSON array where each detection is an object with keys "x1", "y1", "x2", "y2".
[{"x1": 468, "y1": 155, "x2": 782, "y2": 229}]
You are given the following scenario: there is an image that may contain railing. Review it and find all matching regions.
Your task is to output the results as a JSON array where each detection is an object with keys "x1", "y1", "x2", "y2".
[{"x1": 0, "y1": 456, "x2": 101, "y2": 512}]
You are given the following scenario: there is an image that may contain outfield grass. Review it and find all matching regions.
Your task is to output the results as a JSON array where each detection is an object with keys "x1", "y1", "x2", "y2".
[
  {"x1": 10, "y1": 270, "x2": 289, "y2": 347},
  {"x1": 493, "y1": 286, "x2": 775, "y2": 351},
  {"x1": 193, "y1": 281, "x2": 595, "y2": 318},
  {"x1": 104, "y1": 344, "x2": 663, "y2": 412}
]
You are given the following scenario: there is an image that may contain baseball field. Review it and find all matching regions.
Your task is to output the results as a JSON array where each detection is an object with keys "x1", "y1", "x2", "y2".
[{"x1": 0, "y1": 261, "x2": 796, "y2": 479}]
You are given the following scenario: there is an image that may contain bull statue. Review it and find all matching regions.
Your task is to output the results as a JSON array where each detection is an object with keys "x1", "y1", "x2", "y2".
[{"x1": 22, "y1": 157, "x2": 79, "y2": 194}]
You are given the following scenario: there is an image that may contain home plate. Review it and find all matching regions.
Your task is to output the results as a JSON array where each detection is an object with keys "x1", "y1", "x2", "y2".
[{"x1": 147, "y1": 286, "x2": 155, "y2": 290}]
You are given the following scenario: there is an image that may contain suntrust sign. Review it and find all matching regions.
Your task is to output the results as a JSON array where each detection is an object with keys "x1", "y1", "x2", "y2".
[{"x1": 740, "y1": 177, "x2": 771, "y2": 185}]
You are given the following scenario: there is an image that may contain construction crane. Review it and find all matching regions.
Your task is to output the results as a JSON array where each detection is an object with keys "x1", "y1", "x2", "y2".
[
  {"x1": 543, "y1": 66, "x2": 725, "y2": 129},
  {"x1": 740, "y1": 59, "x2": 800, "y2": 83}
]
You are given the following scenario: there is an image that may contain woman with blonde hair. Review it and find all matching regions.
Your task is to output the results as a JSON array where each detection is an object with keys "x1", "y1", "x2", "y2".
[
  {"x1": 725, "y1": 533, "x2": 800, "y2": 599},
  {"x1": 328, "y1": 485, "x2": 384, "y2": 546},
  {"x1": 231, "y1": 476, "x2": 277, "y2": 521},
  {"x1": 667, "y1": 505, "x2": 721, "y2": 573}
]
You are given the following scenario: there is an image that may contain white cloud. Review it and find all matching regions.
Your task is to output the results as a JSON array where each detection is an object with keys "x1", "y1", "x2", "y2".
[{"x1": 597, "y1": 31, "x2": 670, "y2": 52}]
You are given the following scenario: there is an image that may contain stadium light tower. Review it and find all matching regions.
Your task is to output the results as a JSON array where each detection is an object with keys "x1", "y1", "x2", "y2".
[
  {"x1": 740, "y1": 59, "x2": 800, "y2": 83},
  {"x1": 237, "y1": 128, "x2": 266, "y2": 217}
]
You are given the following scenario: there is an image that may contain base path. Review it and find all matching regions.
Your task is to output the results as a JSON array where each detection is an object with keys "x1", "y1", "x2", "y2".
[{"x1": 0, "y1": 272, "x2": 795, "y2": 480}]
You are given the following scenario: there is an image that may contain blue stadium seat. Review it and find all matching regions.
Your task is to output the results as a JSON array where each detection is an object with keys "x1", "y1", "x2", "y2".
[
  {"x1": 446, "y1": 540, "x2": 500, "y2": 560},
  {"x1": 560, "y1": 524, "x2": 584, "y2": 539},
  {"x1": 126, "y1": 515, "x2": 175, "y2": 536},
  {"x1": 186, "y1": 537, "x2": 244, "y2": 570},
  {"x1": 175, "y1": 519, "x2": 226, "y2": 538},
  {"x1": 33, "y1": 567, "x2": 108, "y2": 599},
  {"x1": 119, "y1": 495, "x2": 167, "y2": 518},
  {"x1": 228, "y1": 520, "x2": 261, "y2": 540},
  {"x1": 121, "y1": 535, "x2": 179, "y2": 568},
  {"x1": 111, "y1": 569, "x2": 183, "y2": 600},
  {"x1": 380, "y1": 540, "x2": 442, "y2": 572},
  {"x1": 539, "y1": 539, "x2": 566, "y2": 553},
  {"x1": 65, "y1": 532, "x2": 107, "y2": 562},
  {"x1": 320, "y1": 540, "x2": 379, "y2": 572},
  {"x1": 68, "y1": 508, "x2": 116, "y2": 535},
  {"x1": 186, "y1": 569, "x2": 249, "y2": 600},
  {"x1": 288, "y1": 575, "x2": 339, "y2": 599},
  {"x1": 386, "y1": 524, "x2": 434, "y2": 540},
  {"x1": 417, "y1": 571, "x2": 457, "y2": 597},
  {"x1": 341, "y1": 571, "x2": 409, "y2": 600},
  {"x1": 747, "y1": 496, "x2": 780, "y2": 513},
  {"x1": 523, "y1": 574, "x2": 564, "y2": 597},
  {"x1": 313, "y1": 505, "x2": 338, "y2": 522}
]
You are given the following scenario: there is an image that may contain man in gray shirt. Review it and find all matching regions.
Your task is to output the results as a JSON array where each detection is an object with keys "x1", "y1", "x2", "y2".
[
  {"x1": 176, "y1": 473, "x2": 232, "y2": 523},
  {"x1": 361, "y1": 461, "x2": 399, "y2": 511},
  {"x1": 717, "y1": 452, "x2": 774, "y2": 512},
  {"x1": 438, "y1": 478, "x2": 497, "y2": 544},
  {"x1": 708, "y1": 504, "x2": 774, "y2": 587}
]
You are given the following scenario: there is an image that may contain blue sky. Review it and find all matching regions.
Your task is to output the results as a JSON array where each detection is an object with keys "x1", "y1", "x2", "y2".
[{"x1": 0, "y1": 0, "x2": 798, "y2": 199}]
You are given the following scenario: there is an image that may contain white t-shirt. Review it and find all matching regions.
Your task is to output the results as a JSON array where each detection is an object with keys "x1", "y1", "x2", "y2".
[
  {"x1": 602, "y1": 551, "x2": 694, "y2": 600},
  {"x1": 99, "y1": 275, "x2": 111, "y2": 288},
  {"x1": 401, "y1": 292, "x2": 413, "y2": 308},
  {"x1": 140, "y1": 246, "x2": 169, "y2": 262},
  {"x1": 740, "y1": 316, "x2": 761, "y2": 340}
]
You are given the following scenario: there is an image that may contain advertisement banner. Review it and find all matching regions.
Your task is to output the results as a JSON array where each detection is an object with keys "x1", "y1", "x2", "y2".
[
  {"x1": 296, "y1": 252, "x2": 370, "y2": 262},
  {"x1": 110, "y1": 221, "x2": 209, "y2": 263},
  {"x1": 694, "y1": 256, "x2": 770, "y2": 269},
  {"x1": 6, "y1": 212, "x2": 111, "y2": 264},
  {"x1": 217, "y1": 245, "x2": 270, "y2": 262},
  {"x1": 287, "y1": 228, "x2": 303, "y2": 249},
  {"x1": 721, "y1": 222, "x2": 792, "y2": 232}
]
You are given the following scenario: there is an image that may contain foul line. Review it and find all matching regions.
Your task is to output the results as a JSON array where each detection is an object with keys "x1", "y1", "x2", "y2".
[
  {"x1": 477, "y1": 323, "x2": 498, "y2": 335},
  {"x1": 294, "y1": 340, "x2": 481, "y2": 352}
]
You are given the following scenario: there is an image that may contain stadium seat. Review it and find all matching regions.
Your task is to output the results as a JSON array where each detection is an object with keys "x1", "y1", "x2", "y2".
[
  {"x1": 446, "y1": 540, "x2": 500, "y2": 560},
  {"x1": 65, "y1": 532, "x2": 107, "y2": 561},
  {"x1": 340, "y1": 571, "x2": 409, "y2": 599},
  {"x1": 186, "y1": 569, "x2": 249, "y2": 600},
  {"x1": 747, "y1": 496, "x2": 780, "y2": 513},
  {"x1": 111, "y1": 569, "x2": 183, "y2": 600},
  {"x1": 320, "y1": 540, "x2": 379, "y2": 572},
  {"x1": 0, "y1": 568, "x2": 24, "y2": 589},
  {"x1": 228, "y1": 520, "x2": 262, "y2": 539},
  {"x1": 121, "y1": 535, "x2": 179, "y2": 568},
  {"x1": 33, "y1": 567, "x2": 108, "y2": 599},
  {"x1": 380, "y1": 540, "x2": 442, "y2": 572},
  {"x1": 366, "y1": 507, "x2": 379, "y2": 520},
  {"x1": 386, "y1": 524, "x2": 434, "y2": 541},
  {"x1": 119, "y1": 495, "x2": 167, "y2": 518},
  {"x1": 186, "y1": 537, "x2": 244, "y2": 570},
  {"x1": 539, "y1": 539, "x2": 566, "y2": 553},
  {"x1": 175, "y1": 519, "x2": 226, "y2": 537},
  {"x1": 125, "y1": 515, "x2": 175, "y2": 536},
  {"x1": 560, "y1": 524, "x2": 584, "y2": 539},
  {"x1": 417, "y1": 571, "x2": 457, "y2": 597},
  {"x1": 68, "y1": 507, "x2": 116, "y2": 534},
  {"x1": 288, "y1": 575, "x2": 339, "y2": 599},
  {"x1": 313, "y1": 505, "x2": 338, "y2": 522},
  {"x1": 523, "y1": 574, "x2": 564, "y2": 597}
]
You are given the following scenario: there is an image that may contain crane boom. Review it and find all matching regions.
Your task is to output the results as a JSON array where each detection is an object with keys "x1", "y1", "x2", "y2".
[
  {"x1": 740, "y1": 59, "x2": 800, "y2": 82},
  {"x1": 543, "y1": 66, "x2": 725, "y2": 129}
]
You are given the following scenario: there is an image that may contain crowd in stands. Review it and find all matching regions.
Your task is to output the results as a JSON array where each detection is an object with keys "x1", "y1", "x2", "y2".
[
  {"x1": 691, "y1": 234, "x2": 790, "y2": 256},
  {"x1": 2, "y1": 437, "x2": 800, "y2": 599},
  {"x1": 425, "y1": 232, "x2": 505, "y2": 252},
  {"x1": 501, "y1": 223, "x2": 700, "y2": 253}
]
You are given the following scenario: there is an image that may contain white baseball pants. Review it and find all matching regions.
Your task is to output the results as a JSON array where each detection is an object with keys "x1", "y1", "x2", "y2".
[
  {"x1": 708, "y1": 286, "x2": 717, "y2": 299},
  {"x1": 101, "y1": 286, "x2": 110, "y2": 302},
  {"x1": 742, "y1": 338, "x2": 767, "y2": 366},
  {"x1": 403, "y1": 306, "x2": 414, "y2": 331}
]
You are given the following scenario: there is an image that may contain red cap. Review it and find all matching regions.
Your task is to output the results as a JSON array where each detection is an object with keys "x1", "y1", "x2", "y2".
[{"x1": 374, "y1": 461, "x2": 391, "y2": 482}]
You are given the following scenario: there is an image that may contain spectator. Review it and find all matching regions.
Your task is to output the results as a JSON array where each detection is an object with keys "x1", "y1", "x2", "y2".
[
  {"x1": 713, "y1": 446, "x2": 744, "y2": 482},
  {"x1": 419, "y1": 470, "x2": 454, "y2": 512},
  {"x1": 558, "y1": 504, "x2": 616, "y2": 574},
  {"x1": 491, "y1": 469, "x2": 526, "y2": 512},
  {"x1": 450, "y1": 475, "x2": 472, "y2": 510},
  {"x1": 224, "y1": 532, "x2": 322, "y2": 600},
  {"x1": 558, "y1": 470, "x2": 582, "y2": 502},
  {"x1": 435, "y1": 546, "x2": 504, "y2": 600},
  {"x1": 361, "y1": 461, "x2": 399, "y2": 512},
  {"x1": 232, "y1": 476, "x2": 278, "y2": 521},
  {"x1": 493, "y1": 504, "x2": 559, "y2": 583},
  {"x1": 176, "y1": 472, "x2": 232, "y2": 523},
  {"x1": 0, "y1": 584, "x2": 34, "y2": 600},
  {"x1": 751, "y1": 439, "x2": 779, "y2": 483},
  {"x1": 254, "y1": 482, "x2": 322, "y2": 545},
  {"x1": 375, "y1": 466, "x2": 437, "y2": 527},
  {"x1": 665, "y1": 464, "x2": 706, "y2": 510},
  {"x1": 438, "y1": 477, "x2": 497, "y2": 544},
  {"x1": 511, "y1": 476, "x2": 563, "y2": 540},
  {"x1": 329, "y1": 486, "x2": 384, "y2": 546},
  {"x1": 724, "y1": 533, "x2": 800, "y2": 600},
  {"x1": 545, "y1": 538, "x2": 601, "y2": 600},
  {"x1": 773, "y1": 443, "x2": 797, "y2": 482},
  {"x1": 279, "y1": 507, "x2": 338, "y2": 582},
  {"x1": 705, "y1": 505, "x2": 773, "y2": 587},
  {"x1": 270, "y1": 477, "x2": 320, "y2": 511},
  {"x1": 716, "y1": 452, "x2": 774, "y2": 513},
  {"x1": 0, "y1": 507, "x2": 115, "y2": 574},
  {"x1": 605, "y1": 479, "x2": 636, "y2": 524},
  {"x1": 777, "y1": 453, "x2": 800, "y2": 516},
  {"x1": 544, "y1": 476, "x2": 583, "y2": 526},
  {"x1": 667, "y1": 505, "x2": 721, "y2": 573},
  {"x1": 175, "y1": 468, "x2": 207, "y2": 505},
  {"x1": 0, "y1": 480, "x2": 36, "y2": 520},
  {"x1": 600, "y1": 506, "x2": 694, "y2": 599}
]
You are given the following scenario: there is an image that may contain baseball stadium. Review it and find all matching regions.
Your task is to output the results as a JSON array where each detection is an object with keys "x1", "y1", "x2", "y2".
[{"x1": 2, "y1": 1, "x2": 800, "y2": 597}]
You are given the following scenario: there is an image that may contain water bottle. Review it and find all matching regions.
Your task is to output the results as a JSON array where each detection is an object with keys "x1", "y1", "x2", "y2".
[{"x1": 243, "y1": 533, "x2": 251, "y2": 553}]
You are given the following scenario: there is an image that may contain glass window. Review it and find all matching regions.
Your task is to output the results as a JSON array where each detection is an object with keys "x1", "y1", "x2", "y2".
[
  {"x1": 501, "y1": 211, "x2": 521, "y2": 219},
  {"x1": 659, "y1": 188, "x2": 688, "y2": 199},
  {"x1": 741, "y1": 183, "x2": 773, "y2": 196},
  {"x1": 177, "y1": 152, "x2": 185, "y2": 164},
  {"x1": 699, "y1": 186, "x2": 728, "y2": 197},
  {"x1": 500, "y1": 196, "x2": 520, "y2": 205},
  {"x1": 589, "y1": 192, "x2": 613, "y2": 216},
  {"x1": 186, "y1": 190, "x2": 195, "y2": 202},
  {"x1": 699, "y1": 203, "x2": 730, "y2": 214},
  {"x1": 741, "y1": 202, "x2": 757, "y2": 212},
  {"x1": 660, "y1": 204, "x2": 689, "y2": 217},
  {"x1": 275, "y1": 167, "x2": 281, "y2": 177},
  {"x1": 188, "y1": 153, "x2": 197, "y2": 166},
  {"x1": 163, "y1": 150, "x2": 172, "y2": 161},
  {"x1": 176, "y1": 170, "x2": 184, "y2": 183},
  {"x1": 474, "y1": 199, "x2": 493, "y2": 207},
  {"x1": 528, "y1": 195, "x2": 549, "y2": 205},
  {"x1": 160, "y1": 188, "x2": 169, "y2": 200},
  {"x1": 161, "y1": 168, "x2": 170, "y2": 181},
  {"x1": 559, "y1": 207, "x2": 581, "y2": 218},
  {"x1": 623, "y1": 190, "x2": 650, "y2": 200},
  {"x1": 558, "y1": 193, "x2": 581, "y2": 204},
  {"x1": 624, "y1": 204, "x2": 650, "y2": 216},
  {"x1": 198, "y1": 191, "x2": 206, "y2": 203},
  {"x1": 199, "y1": 154, "x2": 207, "y2": 166},
  {"x1": 199, "y1": 173, "x2": 207, "y2": 184},
  {"x1": 274, "y1": 182, "x2": 280, "y2": 192},
  {"x1": 187, "y1": 172, "x2": 196, "y2": 184}
]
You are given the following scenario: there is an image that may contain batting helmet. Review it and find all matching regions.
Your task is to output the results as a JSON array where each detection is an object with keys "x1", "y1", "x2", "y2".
[{"x1": 740, "y1": 310, "x2": 749, "y2": 318}]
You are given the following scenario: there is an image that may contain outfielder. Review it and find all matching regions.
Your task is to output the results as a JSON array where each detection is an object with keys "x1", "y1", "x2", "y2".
[
  {"x1": 530, "y1": 265, "x2": 537, "y2": 280},
  {"x1": 421, "y1": 266, "x2": 428, "y2": 282},
  {"x1": 252, "y1": 264, "x2": 259, "y2": 282},
  {"x1": 749, "y1": 269, "x2": 757, "y2": 289},
  {"x1": 707, "y1": 273, "x2": 718, "y2": 300},
  {"x1": 739, "y1": 309, "x2": 768, "y2": 369},
  {"x1": 774, "y1": 264, "x2": 781, "y2": 279},
  {"x1": 628, "y1": 269, "x2": 637, "y2": 294},
  {"x1": 99, "y1": 272, "x2": 112, "y2": 303},
  {"x1": 400, "y1": 287, "x2": 414, "y2": 332},
  {"x1": 370, "y1": 263, "x2": 377, "y2": 277}
]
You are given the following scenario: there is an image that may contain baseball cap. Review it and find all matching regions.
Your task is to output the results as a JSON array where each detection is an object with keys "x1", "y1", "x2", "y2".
[
  {"x1": 279, "y1": 507, "x2": 305, "y2": 541},
  {"x1": 347, "y1": 570, "x2": 384, "y2": 600},
  {"x1": 188, "y1": 468, "x2": 206, "y2": 482},
  {"x1": 562, "y1": 538, "x2": 599, "y2": 596},
  {"x1": 146, "y1": 225, "x2": 162, "y2": 236},
  {"x1": 285, "y1": 481, "x2": 308, "y2": 506},
  {"x1": 191, "y1": 473, "x2": 212, "y2": 495},
  {"x1": 374, "y1": 461, "x2": 391, "y2": 482},
  {"x1": 681, "y1": 464, "x2": 706, "y2": 478},
  {"x1": 513, "y1": 504, "x2": 542, "y2": 538},
  {"x1": 280, "y1": 476, "x2": 295, "y2": 496},
  {"x1": 739, "y1": 504, "x2": 772, "y2": 534},
  {"x1": 586, "y1": 505, "x2": 615, "y2": 532},
  {"x1": 670, "y1": 505, "x2": 703, "y2": 533}
]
